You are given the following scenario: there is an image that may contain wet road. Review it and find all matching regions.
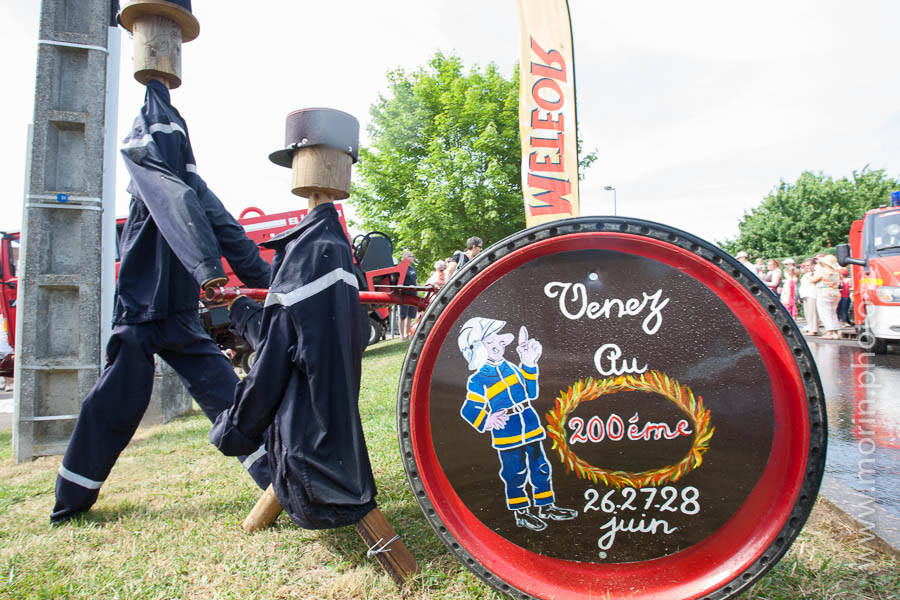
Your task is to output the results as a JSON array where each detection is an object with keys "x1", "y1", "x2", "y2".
[{"x1": 808, "y1": 339, "x2": 900, "y2": 518}]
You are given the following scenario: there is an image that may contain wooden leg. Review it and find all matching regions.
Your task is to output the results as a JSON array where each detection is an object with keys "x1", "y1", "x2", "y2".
[
  {"x1": 355, "y1": 507, "x2": 419, "y2": 586},
  {"x1": 241, "y1": 488, "x2": 419, "y2": 586},
  {"x1": 241, "y1": 484, "x2": 283, "y2": 532}
]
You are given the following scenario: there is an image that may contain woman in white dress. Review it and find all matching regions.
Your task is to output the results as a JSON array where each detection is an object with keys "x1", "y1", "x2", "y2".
[
  {"x1": 809, "y1": 255, "x2": 843, "y2": 340},
  {"x1": 798, "y1": 260, "x2": 818, "y2": 335}
]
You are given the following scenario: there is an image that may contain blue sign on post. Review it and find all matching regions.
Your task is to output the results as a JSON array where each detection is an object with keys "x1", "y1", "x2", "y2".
[
  {"x1": 56, "y1": 193, "x2": 69, "y2": 203},
  {"x1": 891, "y1": 191, "x2": 900, "y2": 207}
]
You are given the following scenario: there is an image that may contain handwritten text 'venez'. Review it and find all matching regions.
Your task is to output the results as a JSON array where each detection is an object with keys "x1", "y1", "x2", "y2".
[{"x1": 543, "y1": 283, "x2": 670, "y2": 335}]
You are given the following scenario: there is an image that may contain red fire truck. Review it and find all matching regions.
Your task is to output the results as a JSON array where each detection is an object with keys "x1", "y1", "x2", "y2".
[
  {"x1": 836, "y1": 194, "x2": 900, "y2": 354},
  {"x1": 0, "y1": 203, "x2": 421, "y2": 375}
]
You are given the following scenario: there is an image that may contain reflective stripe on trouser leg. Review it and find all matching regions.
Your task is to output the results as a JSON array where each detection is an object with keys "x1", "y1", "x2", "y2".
[
  {"x1": 498, "y1": 446, "x2": 530, "y2": 510},
  {"x1": 242, "y1": 444, "x2": 267, "y2": 470},
  {"x1": 57, "y1": 464, "x2": 104, "y2": 489}
]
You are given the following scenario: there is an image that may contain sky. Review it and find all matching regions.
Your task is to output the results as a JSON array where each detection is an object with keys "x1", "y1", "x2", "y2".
[{"x1": 2, "y1": 0, "x2": 899, "y2": 246}]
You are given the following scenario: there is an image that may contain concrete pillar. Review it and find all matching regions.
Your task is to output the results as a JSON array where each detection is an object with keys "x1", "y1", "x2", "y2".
[
  {"x1": 140, "y1": 357, "x2": 192, "y2": 428},
  {"x1": 14, "y1": 0, "x2": 115, "y2": 462}
]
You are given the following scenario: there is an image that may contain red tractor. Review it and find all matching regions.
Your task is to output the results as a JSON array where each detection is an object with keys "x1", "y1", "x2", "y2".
[
  {"x1": 198, "y1": 204, "x2": 430, "y2": 370},
  {"x1": 0, "y1": 204, "x2": 431, "y2": 376}
]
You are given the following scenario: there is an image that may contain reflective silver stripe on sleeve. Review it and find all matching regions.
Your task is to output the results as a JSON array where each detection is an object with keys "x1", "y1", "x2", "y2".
[
  {"x1": 148, "y1": 121, "x2": 187, "y2": 136},
  {"x1": 122, "y1": 134, "x2": 154, "y2": 149},
  {"x1": 242, "y1": 444, "x2": 267, "y2": 470},
  {"x1": 265, "y1": 268, "x2": 359, "y2": 308},
  {"x1": 185, "y1": 163, "x2": 198, "y2": 173},
  {"x1": 122, "y1": 122, "x2": 187, "y2": 151},
  {"x1": 58, "y1": 464, "x2": 104, "y2": 490}
]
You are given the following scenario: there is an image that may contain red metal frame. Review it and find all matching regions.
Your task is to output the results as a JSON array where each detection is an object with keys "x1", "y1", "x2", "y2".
[
  {"x1": 1, "y1": 203, "x2": 421, "y2": 376},
  {"x1": 848, "y1": 217, "x2": 866, "y2": 325},
  {"x1": 363, "y1": 258, "x2": 412, "y2": 321},
  {"x1": 365, "y1": 261, "x2": 410, "y2": 294},
  {"x1": 205, "y1": 285, "x2": 432, "y2": 312},
  {"x1": 220, "y1": 206, "x2": 418, "y2": 317},
  {"x1": 408, "y1": 232, "x2": 810, "y2": 599},
  {"x1": 235, "y1": 205, "x2": 352, "y2": 247}
]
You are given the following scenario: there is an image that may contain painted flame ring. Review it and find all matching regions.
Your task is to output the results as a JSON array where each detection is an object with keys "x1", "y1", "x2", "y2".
[{"x1": 544, "y1": 370, "x2": 715, "y2": 489}]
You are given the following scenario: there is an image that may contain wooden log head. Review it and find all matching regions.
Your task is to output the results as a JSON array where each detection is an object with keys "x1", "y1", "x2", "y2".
[
  {"x1": 132, "y1": 15, "x2": 183, "y2": 89},
  {"x1": 269, "y1": 108, "x2": 360, "y2": 202},
  {"x1": 290, "y1": 147, "x2": 352, "y2": 201},
  {"x1": 118, "y1": 0, "x2": 200, "y2": 42},
  {"x1": 119, "y1": 0, "x2": 200, "y2": 89}
]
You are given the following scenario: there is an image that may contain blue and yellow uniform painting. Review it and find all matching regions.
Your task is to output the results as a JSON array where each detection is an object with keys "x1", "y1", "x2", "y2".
[{"x1": 457, "y1": 317, "x2": 577, "y2": 531}]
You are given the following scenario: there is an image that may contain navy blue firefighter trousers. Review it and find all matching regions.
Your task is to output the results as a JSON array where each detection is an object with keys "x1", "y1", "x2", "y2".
[{"x1": 51, "y1": 311, "x2": 270, "y2": 522}]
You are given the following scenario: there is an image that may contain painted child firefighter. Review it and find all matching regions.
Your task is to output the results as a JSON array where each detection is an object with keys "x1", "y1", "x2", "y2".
[{"x1": 458, "y1": 318, "x2": 577, "y2": 531}]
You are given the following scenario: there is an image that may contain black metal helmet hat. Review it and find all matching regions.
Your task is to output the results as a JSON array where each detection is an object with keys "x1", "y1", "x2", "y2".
[
  {"x1": 118, "y1": 0, "x2": 200, "y2": 42},
  {"x1": 269, "y1": 108, "x2": 360, "y2": 168}
]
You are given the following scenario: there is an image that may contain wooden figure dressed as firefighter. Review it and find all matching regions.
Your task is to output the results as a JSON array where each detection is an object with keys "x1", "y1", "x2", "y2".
[
  {"x1": 210, "y1": 108, "x2": 417, "y2": 584},
  {"x1": 52, "y1": 0, "x2": 273, "y2": 523}
]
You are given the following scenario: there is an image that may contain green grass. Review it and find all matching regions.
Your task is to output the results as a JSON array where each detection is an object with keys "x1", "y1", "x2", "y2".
[{"x1": 0, "y1": 338, "x2": 896, "y2": 599}]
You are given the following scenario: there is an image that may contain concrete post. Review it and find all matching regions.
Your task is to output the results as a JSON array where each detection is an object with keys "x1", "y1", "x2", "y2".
[
  {"x1": 14, "y1": 1, "x2": 193, "y2": 462},
  {"x1": 14, "y1": 0, "x2": 115, "y2": 462},
  {"x1": 140, "y1": 357, "x2": 192, "y2": 427}
]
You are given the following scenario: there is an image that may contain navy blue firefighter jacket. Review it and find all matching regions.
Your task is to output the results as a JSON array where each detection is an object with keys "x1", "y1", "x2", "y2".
[
  {"x1": 116, "y1": 80, "x2": 270, "y2": 324},
  {"x1": 210, "y1": 203, "x2": 377, "y2": 529}
]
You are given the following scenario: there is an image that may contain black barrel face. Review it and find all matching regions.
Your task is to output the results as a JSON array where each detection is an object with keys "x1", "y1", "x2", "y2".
[{"x1": 398, "y1": 217, "x2": 827, "y2": 600}]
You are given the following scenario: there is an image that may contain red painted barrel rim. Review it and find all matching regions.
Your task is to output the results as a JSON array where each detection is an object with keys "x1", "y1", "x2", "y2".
[{"x1": 397, "y1": 217, "x2": 827, "y2": 600}]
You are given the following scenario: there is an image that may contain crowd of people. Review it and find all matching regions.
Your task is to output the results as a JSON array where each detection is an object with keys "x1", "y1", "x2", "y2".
[
  {"x1": 396, "y1": 236, "x2": 484, "y2": 340},
  {"x1": 399, "y1": 243, "x2": 853, "y2": 343},
  {"x1": 736, "y1": 250, "x2": 853, "y2": 339}
]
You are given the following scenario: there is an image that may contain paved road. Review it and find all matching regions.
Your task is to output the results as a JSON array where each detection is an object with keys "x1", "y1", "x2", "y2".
[
  {"x1": 804, "y1": 335, "x2": 900, "y2": 552},
  {"x1": 0, "y1": 391, "x2": 11, "y2": 432},
  {"x1": 806, "y1": 337, "x2": 899, "y2": 510}
]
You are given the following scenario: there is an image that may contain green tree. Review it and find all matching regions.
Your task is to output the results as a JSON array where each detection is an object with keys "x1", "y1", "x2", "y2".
[
  {"x1": 352, "y1": 52, "x2": 595, "y2": 268},
  {"x1": 721, "y1": 167, "x2": 899, "y2": 258}
]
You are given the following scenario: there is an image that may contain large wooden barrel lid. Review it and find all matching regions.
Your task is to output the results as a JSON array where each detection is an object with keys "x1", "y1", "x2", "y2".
[{"x1": 398, "y1": 216, "x2": 827, "y2": 599}]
